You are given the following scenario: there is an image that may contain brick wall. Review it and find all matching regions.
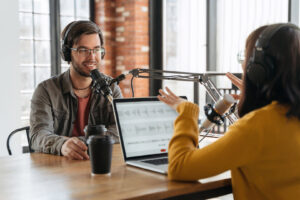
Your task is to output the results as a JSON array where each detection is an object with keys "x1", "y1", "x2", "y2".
[{"x1": 94, "y1": 0, "x2": 149, "y2": 97}]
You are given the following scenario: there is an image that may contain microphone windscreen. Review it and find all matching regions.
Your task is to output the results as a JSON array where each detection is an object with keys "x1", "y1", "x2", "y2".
[
  {"x1": 90, "y1": 69, "x2": 109, "y2": 86},
  {"x1": 214, "y1": 94, "x2": 235, "y2": 115},
  {"x1": 90, "y1": 69, "x2": 102, "y2": 80},
  {"x1": 118, "y1": 74, "x2": 126, "y2": 81}
]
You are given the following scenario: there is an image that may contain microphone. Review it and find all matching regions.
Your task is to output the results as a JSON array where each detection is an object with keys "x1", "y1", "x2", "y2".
[
  {"x1": 199, "y1": 94, "x2": 236, "y2": 133},
  {"x1": 108, "y1": 69, "x2": 139, "y2": 86},
  {"x1": 109, "y1": 74, "x2": 126, "y2": 86},
  {"x1": 107, "y1": 69, "x2": 141, "y2": 86},
  {"x1": 90, "y1": 69, "x2": 113, "y2": 103}
]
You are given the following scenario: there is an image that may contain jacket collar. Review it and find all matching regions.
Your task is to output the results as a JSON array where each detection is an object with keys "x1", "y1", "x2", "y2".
[
  {"x1": 62, "y1": 69, "x2": 73, "y2": 95},
  {"x1": 61, "y1": 69, "x2": 96, "y2": 99}
]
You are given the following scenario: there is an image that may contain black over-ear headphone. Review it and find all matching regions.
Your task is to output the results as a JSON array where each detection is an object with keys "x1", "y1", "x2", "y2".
[
  {"x1": 61, "y1": 20, "x2": 105, "y2": 62},
  {"x1": 246, "y1": 23, "x2": 298, "y2": 87}
]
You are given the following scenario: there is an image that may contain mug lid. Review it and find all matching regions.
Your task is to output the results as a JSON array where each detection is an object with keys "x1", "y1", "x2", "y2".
[
  {"x1": 84, "y1": 124, "x2": 107, "y2": 135},
  {"x1": 87, "y1": 135, "x2": 114, "y2": 144}
]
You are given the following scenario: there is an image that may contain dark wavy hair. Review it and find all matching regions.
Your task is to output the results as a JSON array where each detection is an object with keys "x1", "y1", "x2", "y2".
[
  {"x1": 238, "y1": 24, "x2": 300, "y2": 120},
  {"x1": 61, "y1": 20, "x2": 104, "y2": 48}
]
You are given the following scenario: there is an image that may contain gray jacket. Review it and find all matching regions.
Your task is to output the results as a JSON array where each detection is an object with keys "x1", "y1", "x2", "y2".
[{"x1": 30, "y1": 70, "x2": 122, "y2": 155}]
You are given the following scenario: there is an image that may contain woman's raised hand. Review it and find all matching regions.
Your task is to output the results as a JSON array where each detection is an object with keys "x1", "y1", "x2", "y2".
[
  {"x1": 158, "y1": 87, "x2": 186, "y2": 110},
  {"x1": 226, "y1": 72, "x2": 243, "y2": 100}
]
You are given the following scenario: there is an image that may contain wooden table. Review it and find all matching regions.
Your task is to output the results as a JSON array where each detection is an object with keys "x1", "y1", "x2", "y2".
[{"x1": 0, "y1": 144, "x2": 231, "y2": 200}]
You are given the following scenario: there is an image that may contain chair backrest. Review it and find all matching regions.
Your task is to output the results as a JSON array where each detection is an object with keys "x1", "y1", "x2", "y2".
[{"x1": 6, "y1": 126, "x2": 32, "y2": 155}]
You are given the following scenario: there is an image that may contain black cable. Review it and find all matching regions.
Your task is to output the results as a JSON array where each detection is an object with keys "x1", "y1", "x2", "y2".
[
  {"x1": 198, "y1": 127, "x2": 213, "y2": 145},
  {"x1": 131, "y1": 76, "x2": 135, "y2": 97}
]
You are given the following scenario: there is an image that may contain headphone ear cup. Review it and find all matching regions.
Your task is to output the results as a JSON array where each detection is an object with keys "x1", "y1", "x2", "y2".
[
  {"x1": 101, "y1": 47, "x2": 105, "y2": 59},
  {"x1": 61, "y1": 44, "x2": 71, "y2": 62},
  {"x1": 247, "y1": 62, "x2": 267, "y2": 86},
  {"x1": 264, "y1": 55, "x2": 275, "y2": 80}
]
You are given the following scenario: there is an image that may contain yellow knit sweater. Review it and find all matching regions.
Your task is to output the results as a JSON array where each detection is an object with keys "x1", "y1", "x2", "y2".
[{"x1": 168, "y1": 101, "x2": 300, "y2": 199}]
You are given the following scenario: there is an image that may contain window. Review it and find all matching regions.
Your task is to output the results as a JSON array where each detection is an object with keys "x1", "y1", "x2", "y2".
[
  {"x1": 163, "y1": 0, "x2": 207, "y2": 112},
  {"x1": 216, "y1": 0, "x2": 288, "y2": 73},
  {"x1": 18, "y1": 0, "x2": 91, "y2": 126},
  {"x1": 163, "y1": 0, "x2": 289, "y2": 116},
  {"x1": 19, "y1": 0, "x2": 51, "y2": 126},
  {"x1": 60, "y1": 0, "x2": 90, "y2": 72}
]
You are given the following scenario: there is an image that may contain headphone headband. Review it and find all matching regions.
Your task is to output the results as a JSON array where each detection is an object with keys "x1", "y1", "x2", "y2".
[
  {"x1": 255, "y1": 23, "x2": 298, "y2": 49},
  {"x1": 247, "y1": 23, "x2": 299, "y2": 87}
]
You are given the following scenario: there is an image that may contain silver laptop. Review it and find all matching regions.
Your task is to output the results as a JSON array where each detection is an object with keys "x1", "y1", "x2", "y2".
[{"x1": 112, "y1": 97, "x2": 179, "y2": 174}]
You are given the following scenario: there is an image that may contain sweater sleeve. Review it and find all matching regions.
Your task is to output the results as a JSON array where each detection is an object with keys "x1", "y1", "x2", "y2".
[
  {"x1": 30, "y1": 83, "x2": 68, "y2": 155},
  {"x1": 168, "y1": 101, "x2": 264, "y2": 181}
]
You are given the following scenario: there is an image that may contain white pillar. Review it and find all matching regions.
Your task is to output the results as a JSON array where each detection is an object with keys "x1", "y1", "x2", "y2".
[{"x1": 0, "y1": 1, "x2": 21, "y2": 156}]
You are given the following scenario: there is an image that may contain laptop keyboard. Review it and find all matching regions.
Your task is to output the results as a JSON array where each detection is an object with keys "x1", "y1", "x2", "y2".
[{"x1": 143, "y1": 158, "x2": 168, "y2": 165}]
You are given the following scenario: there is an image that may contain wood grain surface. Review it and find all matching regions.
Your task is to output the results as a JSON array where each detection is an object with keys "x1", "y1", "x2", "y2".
[{"x1": 0, "y1": 144, "x2": 231, "y2": 200}]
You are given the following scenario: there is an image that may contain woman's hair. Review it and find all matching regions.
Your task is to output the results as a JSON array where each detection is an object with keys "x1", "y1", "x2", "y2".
[{"x1": 238, "y1": 24, "x2": 300, "y2": 119}]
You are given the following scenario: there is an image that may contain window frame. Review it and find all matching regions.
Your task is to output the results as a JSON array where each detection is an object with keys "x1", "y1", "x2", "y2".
[
  {"x1": 18, "y1": 0, "x2": 94, "y2": 126},
  {"x1": 50, "y1": 0, "x2": 94, "y2": 76}
]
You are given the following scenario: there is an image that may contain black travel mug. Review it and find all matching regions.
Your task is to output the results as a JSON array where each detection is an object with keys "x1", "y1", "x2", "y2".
[{"x1": 87, "y1": 135, "x2": 114, "y2": 175}]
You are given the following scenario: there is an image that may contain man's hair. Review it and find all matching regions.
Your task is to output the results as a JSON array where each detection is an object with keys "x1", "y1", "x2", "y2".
[
  {"x1": 61, "y1": 20, "x2": 104, "y2": 48},
  {"x1": 238, "y1": 24, "x2": 300, "y2": 119}
]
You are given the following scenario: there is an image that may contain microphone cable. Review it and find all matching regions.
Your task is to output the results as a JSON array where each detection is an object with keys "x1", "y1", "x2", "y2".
[
  {"x1": 131, "y1": 76, "x2": 135, "y2": 97},
  {"x1": 198, "y1": 128, "x2": 213, "y2": 145}
]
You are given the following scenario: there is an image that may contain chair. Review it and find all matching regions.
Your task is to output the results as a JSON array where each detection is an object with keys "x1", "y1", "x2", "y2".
[{"x1": 6, "y1": 126, "x2": 32, "y2": 155}]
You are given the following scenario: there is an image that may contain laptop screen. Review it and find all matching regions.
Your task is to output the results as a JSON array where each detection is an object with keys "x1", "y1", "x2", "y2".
[{"x1": 113, "y1": 98, "x2": 178, "y2": 158}]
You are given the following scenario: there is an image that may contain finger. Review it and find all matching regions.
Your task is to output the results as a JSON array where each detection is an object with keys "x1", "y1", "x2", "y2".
[
  {"x1": 69, "y1": 150, "x2": 84, "y2": 160},
  {"x1": 159, "y1": 89, "x2": 169, "y2": 97},
  {"x1": 158, "y1": 89, "x2": 164, "y2": 96},
  {"x1": 226, "y1": 73, "x2": 242, "y2": 85},
  {"x1": 159, "y1": 88, "x2": 176, "y2": 102},
  {"x1": 159, "y1": 89, "x2": 174, "y2": 101},
  {"x1": 79, "y1": 149, "x2": 89, "y2": 160},
  {"x1": 72, "y1": 137, "x2": 88, "y2": 151},
  {"x1": 230, "y1": 94, "x2": 240, "y2": 100},
  {"x1": 158, "y1": 95, "x2": 174, "y2": 106},
  {"x1": 158, "y1": 95, "x2": 170, "y2": 104},
  {"x1": 157, "y1": 94, "x2": 164, "y2": 100},
  {"x1": 226, "y1": 72, "x2": 239, "y2": 82},
  {"x1": 69, "y1": 142, "x2": 89, "y2": 160},
  {"x1": 226, "y1": 73, "x2": 243, "y2": 89},
  {"x1": 165, "y1": 87, "x2": 178, "y2": 99},
  {"x1": 157, "y1": 95, "x2": 167, "y2": 103},
  {"x1": 82, "y1": 151, "x2": 89, "y2": 160}
]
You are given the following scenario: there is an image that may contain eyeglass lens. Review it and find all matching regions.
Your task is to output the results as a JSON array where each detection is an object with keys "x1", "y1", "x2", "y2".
[{"x1": 237, "y1": 50, "x2": 245, "y2": 64}]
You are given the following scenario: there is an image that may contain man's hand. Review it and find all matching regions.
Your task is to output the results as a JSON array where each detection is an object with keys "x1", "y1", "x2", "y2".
[
  {"x1": 158, "y1": 87, "x2": 187, "y2": 111},
  {"x1": 61, "y1": 137, "x2": 89, "y2": 160}
]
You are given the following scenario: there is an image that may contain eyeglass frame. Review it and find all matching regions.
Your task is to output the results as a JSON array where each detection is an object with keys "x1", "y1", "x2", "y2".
[
  {"x1": 70, "y1": 47, "x2": 105, "y2": 58},
  {"x1": 237, "y1": 50, "x2": 245, "y2": 64}
]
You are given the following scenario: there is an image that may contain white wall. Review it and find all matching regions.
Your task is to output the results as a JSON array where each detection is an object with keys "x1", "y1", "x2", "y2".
[{"x1": 0, "y1": 1, "x2": 21, "y2": 156}]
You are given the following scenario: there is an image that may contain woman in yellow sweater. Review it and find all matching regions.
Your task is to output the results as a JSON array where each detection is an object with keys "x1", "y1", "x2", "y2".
[{"x1": 158, "y1": 23, "x2": 300, "y2": 199}]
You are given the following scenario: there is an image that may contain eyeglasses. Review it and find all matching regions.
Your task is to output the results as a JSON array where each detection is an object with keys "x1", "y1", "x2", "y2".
[
  {"x1": 70, "y1": 47, "x2": 105, "y2": 57},
  {"x1": 237, "y1": 50, "x2": 245, "y2": 64}
]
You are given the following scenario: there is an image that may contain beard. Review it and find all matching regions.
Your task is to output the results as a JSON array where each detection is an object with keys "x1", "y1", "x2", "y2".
[{"x1": 71, "y1": 58, "x2": 100, "y2": 77}]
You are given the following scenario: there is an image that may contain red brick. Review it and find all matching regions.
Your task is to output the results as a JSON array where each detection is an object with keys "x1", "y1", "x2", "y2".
[{"x1": 94, "y1": 0, "x2": 149, "y2": 97}]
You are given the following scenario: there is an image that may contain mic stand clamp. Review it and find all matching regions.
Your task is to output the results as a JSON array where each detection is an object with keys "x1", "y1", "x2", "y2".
[
  {"x1": 204, "y1": 104, "x2": 224, "y2": 126},
  {"x1": 91, "y1": 81, "x2": 113, "y2": 102}
]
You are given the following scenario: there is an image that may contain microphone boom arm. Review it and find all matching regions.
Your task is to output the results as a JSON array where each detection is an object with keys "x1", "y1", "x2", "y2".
[{"x1": 128, "y1": 68, "x2": 239, "y2": 125}]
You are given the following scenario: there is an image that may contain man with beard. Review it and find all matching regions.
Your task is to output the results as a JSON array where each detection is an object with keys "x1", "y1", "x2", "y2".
[{"x1": 30, "y1": 21, "x2": 122, "y2": 160}]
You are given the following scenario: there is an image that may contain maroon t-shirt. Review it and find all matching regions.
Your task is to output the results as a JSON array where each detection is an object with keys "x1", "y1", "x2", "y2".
[{"x1": 72, "y1": 94, "x2": 91, "y2": 137}]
